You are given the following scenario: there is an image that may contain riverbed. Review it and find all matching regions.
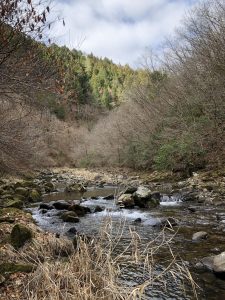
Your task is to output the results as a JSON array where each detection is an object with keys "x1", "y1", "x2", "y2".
[{"x1": 27, "y1": 178, "x2": 225, "y2": 300}]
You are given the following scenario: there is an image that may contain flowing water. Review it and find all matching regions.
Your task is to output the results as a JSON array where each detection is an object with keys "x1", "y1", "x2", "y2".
[{"x1": 29, "y1": 186, "x2": 225, "y2": 299}]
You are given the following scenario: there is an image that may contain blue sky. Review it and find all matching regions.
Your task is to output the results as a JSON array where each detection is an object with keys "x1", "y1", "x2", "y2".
[{"x1": 53, "y1": 0, "x2": 199, "y2": 66}]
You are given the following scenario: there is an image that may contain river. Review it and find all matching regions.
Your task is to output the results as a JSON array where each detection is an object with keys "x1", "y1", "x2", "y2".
[{"x1": 29, "y1": 185, "x2": 225, "y2": 300}]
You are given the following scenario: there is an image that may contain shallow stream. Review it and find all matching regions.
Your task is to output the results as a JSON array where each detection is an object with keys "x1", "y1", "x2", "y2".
[{"x1": 30, "y1": 185, "x2": 225, "y2": 299}]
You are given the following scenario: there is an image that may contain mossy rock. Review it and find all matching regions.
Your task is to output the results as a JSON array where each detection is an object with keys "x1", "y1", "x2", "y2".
[
  {"x1": 65, "y1": 183, "x2": 87, "y2": 193},
  {"x1": 28, "y1": 189, "x2": 42, "y2": 202},
  {"x1": 44, "y1": 182, "x2": 55, "y2": 193},
  {"x1": 11, "y1": 224, "x2": 33, "y2": 249},
  {"x1": 0, "y1": 262, "x2": 35, "y2": 275},
  {"x1": 15, "y1": 187, "x2": 28, "y2": 197},
  {"x1": 14, "y1": 194, "x2": 26, "y2": 202},
  {"x1": 146, "y1": 198, "x2": 160, "y2": 208},
  {"x1": 61, "y1": 212, "x2": 80, "y2": 223},
  {"x1": 1, "y1": 194, "x2": 14, "y2": 200},
  {"x1": 3, "y1": 199, "x2": 23, "y2": 209},
  {"x1": 19, "y1": 180, "x2": 36, "y2": 188},
  {"x1": 69, "y1": 204, "x2": 87, "y2": 217}
]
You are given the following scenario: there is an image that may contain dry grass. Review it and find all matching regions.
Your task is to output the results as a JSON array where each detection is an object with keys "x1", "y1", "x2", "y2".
[{"x1": 6, "y1": 220, "x2": 198, "y2": 300}]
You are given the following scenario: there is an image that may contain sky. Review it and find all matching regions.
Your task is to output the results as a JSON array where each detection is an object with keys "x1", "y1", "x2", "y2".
[{"x1": 52, "y1": 0, "x2": 199, "y2": 66}]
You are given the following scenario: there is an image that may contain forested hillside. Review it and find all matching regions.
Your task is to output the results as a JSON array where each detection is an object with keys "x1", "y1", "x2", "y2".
[
  {"x1": 44, "y1": 44, "x2": 135, "y2": 110},
  {"x1": 26, "y1": 43, "x2": 136, "y2": 122},
  {"x1": 70, "y1": 0, "x2": 225, "y2": 174},
  {"x1": 0, "y1": 0, "x2": 225, "y2": 176}
]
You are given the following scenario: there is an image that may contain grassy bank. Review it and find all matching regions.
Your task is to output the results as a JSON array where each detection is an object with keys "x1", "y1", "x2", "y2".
[{"x1": 0, "y1": 205, "x2": 197, "y2": 299}]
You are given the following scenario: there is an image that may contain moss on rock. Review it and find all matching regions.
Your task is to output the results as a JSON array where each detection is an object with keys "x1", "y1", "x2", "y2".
[
  {"x1": 11, "y1": 224, "x2": 33, "y2": 249},
  {"x1": 15, "y1": 187, "x2": 28, "y2": 197},
  {"x1": 0, "y1": 262, "x2": 35, "y2": 275},
  {"x1": 61, "y1": 212, "x2": 80, "y2": 223},
  {"x1": 3, "y1": 199, "x2": 23, "y2": 209},
  {"x1": 28, "y1": 189, "x2": 42, "y2": 202}
]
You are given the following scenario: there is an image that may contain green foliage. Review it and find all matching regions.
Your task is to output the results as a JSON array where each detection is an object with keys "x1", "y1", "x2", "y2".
[
  {"x1": 41, "y1": 45, "x2": 135, "y2": 113},
  {"x1": 154, "y1": 136, "x2": 206, "y2": 172}
]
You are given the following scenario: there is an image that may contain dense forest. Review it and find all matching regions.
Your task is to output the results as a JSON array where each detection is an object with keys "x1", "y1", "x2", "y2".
[
  {"x1": 37, "y1": 43, "x2": 137, "y2": 125},
  {"x1": 0, "y1": 0, "x2": 225, "y2": 176}
]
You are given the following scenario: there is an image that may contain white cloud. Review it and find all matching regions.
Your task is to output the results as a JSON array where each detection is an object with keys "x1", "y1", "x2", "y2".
[{"x1": 51, "y1": 0, "x2": 199, "y2": 66}]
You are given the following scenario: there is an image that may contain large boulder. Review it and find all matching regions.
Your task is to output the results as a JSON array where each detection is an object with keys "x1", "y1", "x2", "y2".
[
  {"x1": 211, "y1": 252, "x2": 225, "y2": 278},
  {"x1": 15, "y1": 187, "x2": 29, "y2": 197},
  {"x1": 28, "y1": 189, "x2": 42, "y2": 202},
  {"x1": 11, "y1": 224, "x2": 33, "y2": 249},
  {"x1": 68, "y1": 204, "x2": 87, "y2": 217},
  {"x1": 52, "y1": 200, "x2": 70, "y2": 210},
  {"x1": 117, "y1": 194, "x2": 135, "y2": 208},
  {"x1": 159, "y1": 217, "x2": 178, "y2": 228},
  {"x1": 151, "y1": 191, "x2": 161, "y2": 202},
  {"x1": 3, "y1": 199, "x2": 23, "y2": 209},
  {"x1": 192, "y1": 231, "x2": 208, "y2": 241},
  {"x1": 196, "y1": 256, "x2": 214, "y2": 271},
  {"x1": 123, "y1": 186, "x2": 137, "y2": 194},
  {"x1": 134, "y1": 186, "x2": 159, "y2": 208},
  {"x1": 39, "y1": 203, "x2": 54, "y2": 210},
  {"x1": 61, "y1": 211, "x2": 80, "y2": 223}
]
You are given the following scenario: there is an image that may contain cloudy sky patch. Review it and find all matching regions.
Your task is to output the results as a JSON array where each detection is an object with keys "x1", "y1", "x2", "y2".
[{"x1": 53, "y1": 0, "x2": 199, "y2": 66}]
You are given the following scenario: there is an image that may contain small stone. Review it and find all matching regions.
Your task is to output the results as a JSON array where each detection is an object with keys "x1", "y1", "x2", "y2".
[
  {"x1": 192, "y1": 231, "x2": 208, "y2": 241},
  {"x1": 160, "y1": 217, "x2": 178, "y2": 228},
  {"x1": 104, "y1": 194, "x2": 114, "y2": 200},
  {"x1": 94, "y1": 205, "x2": 103, "y2": 213},
  {"x1": 133, "y1": 218, "x2": 142, "y2": 223},
  {"x1": 188, "y1": 206, "x2": 196, "y2": 213},
  {"x1": 0, "y1": 274, "x2": 5, "y2": 285},
  {"x1": 67, "y1": 227, "x2": 77, "y2": 234}
]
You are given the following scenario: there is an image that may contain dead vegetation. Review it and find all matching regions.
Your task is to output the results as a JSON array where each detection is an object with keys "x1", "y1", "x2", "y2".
[
  {"x1": 68, "y1": 0, "x2": 225, "y2": 173},
  {"x1": 0, "y1": 217, "x2": 198, "y2": 300}
]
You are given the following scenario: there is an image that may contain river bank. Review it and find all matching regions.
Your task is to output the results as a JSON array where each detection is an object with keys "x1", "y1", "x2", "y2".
[{"x1": 0, "y1": 167, "x2": 225, "y2": 299}]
